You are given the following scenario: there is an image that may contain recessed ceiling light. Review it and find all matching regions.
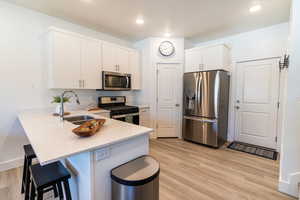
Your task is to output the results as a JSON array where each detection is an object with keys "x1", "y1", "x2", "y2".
[
  {"x1": 249, "y1": 4, "x2": 262, "y2": 13},
  {"x1": 164, "y1": 33, "x2": 171, "y2": 37},
  {"x1": 136, "y1": 18, "x2": 144, "y2": 25}
]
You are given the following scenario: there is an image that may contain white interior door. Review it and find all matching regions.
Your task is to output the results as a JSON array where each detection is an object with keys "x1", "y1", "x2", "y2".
[
  {"x1": 157, "y1": 63, "x2": 181, "y2": 138},
  {"x1": 235, "y1": 58, "x2": 280, "y2": 149}
]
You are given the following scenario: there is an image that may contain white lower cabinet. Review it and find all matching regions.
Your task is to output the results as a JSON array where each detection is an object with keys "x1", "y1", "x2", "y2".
[{"x1": 139, "y1": 107, "x2": 150, "y2": 127}]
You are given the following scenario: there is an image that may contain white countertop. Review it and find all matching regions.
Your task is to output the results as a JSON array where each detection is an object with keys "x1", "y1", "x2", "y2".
[{"x1": 18, "y1": 110, "x2": 153, "y2": 165}]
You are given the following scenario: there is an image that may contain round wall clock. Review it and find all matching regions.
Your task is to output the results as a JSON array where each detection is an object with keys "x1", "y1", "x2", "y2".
[{"x1": 158, "y1": 41, "x2": 175, "y2": 57}]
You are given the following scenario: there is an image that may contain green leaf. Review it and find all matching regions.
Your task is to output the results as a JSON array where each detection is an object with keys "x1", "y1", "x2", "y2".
[{"x1": 51, "y1": 96, "x2": 70, "y2": 103}]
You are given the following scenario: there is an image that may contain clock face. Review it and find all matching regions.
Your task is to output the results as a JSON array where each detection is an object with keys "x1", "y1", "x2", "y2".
[{"x1": 159, "y1": 41, "x2": 175, "y2": 56}]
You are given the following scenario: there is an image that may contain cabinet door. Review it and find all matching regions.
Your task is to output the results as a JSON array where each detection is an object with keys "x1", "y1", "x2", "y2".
[
  {"x1": 202, "y1": 46, "x2": 223, "y2": 70},
  {"x1": 102, "y1": 42, "x2": 117, "y2": 72},
  {"x1": 116, "y1": 47, "x2": 129, "y2": 73},
  {"x1": 51, "y1": 31, "x2": 81, "y2": 89},
  {"x1": 185, "y1": 50, "x2": 203, "y2": 72},
  {"x1": 140, "y1": 108, "x2": 150, "y2": 127},
  {"x1": 81, "y1": 38, "x2": 102, "y2": 89},
  {"x1": 129, "y1": 51, "x2": 141, "y2": 90}
]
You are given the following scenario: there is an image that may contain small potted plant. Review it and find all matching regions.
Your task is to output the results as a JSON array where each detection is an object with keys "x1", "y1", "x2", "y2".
[{"x1": 52, "y1": 96, "x2": 70, "y2": 114}]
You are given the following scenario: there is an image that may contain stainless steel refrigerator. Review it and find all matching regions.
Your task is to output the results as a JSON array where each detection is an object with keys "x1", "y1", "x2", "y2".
[{"x1": 183, "y1": 70, "x2": 230, "y2": 148}]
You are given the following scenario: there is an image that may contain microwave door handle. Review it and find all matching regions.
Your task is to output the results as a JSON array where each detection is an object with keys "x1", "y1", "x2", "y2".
[{"x1": 126, "y1": 76, "x2": 130, "y2": 88}]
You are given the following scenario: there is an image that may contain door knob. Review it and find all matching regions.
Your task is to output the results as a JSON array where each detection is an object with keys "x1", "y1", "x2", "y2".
[
  {"x1": 235, "y1": 106, "x2": 240, "y2": 109},
  {"x1": 175, "y1": 104, "x2": 180, "y2": 107},
  {"x1": 236, "y1": 100, "x2": 240, "y2": 103}
]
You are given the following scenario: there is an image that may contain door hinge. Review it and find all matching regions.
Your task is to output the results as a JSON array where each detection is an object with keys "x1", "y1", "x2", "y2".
[
  {"x1": 279, "y1": 54, "x2": 290, "y2": 70},
  {"x1": 275, "y1": 136, "x2": 278, "y2": 143},
  {"x1": 277, "y1": 102, "x2": 280, "y2": 109}
]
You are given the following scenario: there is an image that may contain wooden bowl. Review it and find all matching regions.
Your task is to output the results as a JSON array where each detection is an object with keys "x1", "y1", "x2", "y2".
[{"x1": 72, "y1": 119, "x2": 106, "y2": 137}]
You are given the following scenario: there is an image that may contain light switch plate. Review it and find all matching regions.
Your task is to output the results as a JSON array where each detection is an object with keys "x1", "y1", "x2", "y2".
[{"x1": 94, "y1": 147, "x2": 110, "y2": 161}]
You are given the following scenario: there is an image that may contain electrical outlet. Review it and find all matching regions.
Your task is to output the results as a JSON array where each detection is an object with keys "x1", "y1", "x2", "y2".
[{"x1": 94, "y1": 147, "x2": 110, "y2": 161}]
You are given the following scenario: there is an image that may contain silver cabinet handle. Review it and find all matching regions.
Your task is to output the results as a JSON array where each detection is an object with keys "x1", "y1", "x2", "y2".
[
  {"x1": 184, "y1": 116, "x2": 216, "y2": 123},
  {"x1": 79, "y1": 80, "x2": 82, "y2": 88}
]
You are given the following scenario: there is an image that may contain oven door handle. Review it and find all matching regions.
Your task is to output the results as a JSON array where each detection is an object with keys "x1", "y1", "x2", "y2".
[{"x1": 112, "y1": 113, "x2": 139, "y2": 119}]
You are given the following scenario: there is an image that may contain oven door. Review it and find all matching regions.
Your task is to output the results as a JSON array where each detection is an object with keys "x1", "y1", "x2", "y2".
[
  {"x1": 103, "y1": 71, "x2": 131, "y2": 90},
  {"x1": 112, "y1": 113, "x2": 139, "y2": 125}
]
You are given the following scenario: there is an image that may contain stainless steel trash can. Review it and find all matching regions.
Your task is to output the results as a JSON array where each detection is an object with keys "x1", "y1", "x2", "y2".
[{"x1": 111, "y1": 155, "x2": 160, "y2": 200}]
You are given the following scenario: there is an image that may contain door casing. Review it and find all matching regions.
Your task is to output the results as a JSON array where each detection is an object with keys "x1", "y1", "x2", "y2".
[
  {"x1": 155, "y1": 62, "x2": 183, "y2": 138},
  {"x1": 233, "y1": 57, "x2": 281, "y2": 149}
]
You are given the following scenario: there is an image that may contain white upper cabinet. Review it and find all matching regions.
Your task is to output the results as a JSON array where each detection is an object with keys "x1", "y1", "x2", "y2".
[
  {"x1": 102, "y1": 42, "x2": 117, "y2": 72},
  {"x1": 129, "y1": 50, "x2": 141, "y2": 90},
  {"x1": 184, "y1": 44, "x2": 231, "y2": 72},
  {"x1": 81, "y1": 38, "x2": 102, "y2": 89},
  {"x1": 202, "y1": 45, "x2": 231, "y2": 71},
  {"x1": 48, "y1": 27, "x2": 140, "y2": 90},
  {"x1": 49, "y1": 31, "x2": 82, "y2": 89},
  {"x1": 102, "y1": 42, "x2": 130, "y2": 73},
  {"x1": 185, "y1": 49, "x2": 204, "y2": 73},
  {"x1": 116, "y1": 47, "x2": 129, "y2": 73},
  {"x1": 48, "y1": 28, "x2": 102, "y2": 89}
]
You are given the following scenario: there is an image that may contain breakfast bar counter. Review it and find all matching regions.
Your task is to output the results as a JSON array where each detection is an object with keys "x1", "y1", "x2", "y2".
[{"x1": 18, "y1": 110, "x2": 153, "y2": 200}]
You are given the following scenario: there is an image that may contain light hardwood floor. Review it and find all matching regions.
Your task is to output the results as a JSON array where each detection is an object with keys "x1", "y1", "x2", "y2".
[
  {"x1": 0, "y1": 138, "x2": 296, "y2": 200},
  {"x1": 150, "y1": 139, "x2": 295, "y2": 200}
]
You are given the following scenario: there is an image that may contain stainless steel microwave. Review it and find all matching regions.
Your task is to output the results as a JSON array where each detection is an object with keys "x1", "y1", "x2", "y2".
[{"x1": 102, "y1": 71, "x2": 131, "y2": 91}]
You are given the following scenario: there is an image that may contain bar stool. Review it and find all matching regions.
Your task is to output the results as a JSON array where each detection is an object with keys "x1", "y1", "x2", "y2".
[
  {"x1": 29, "y1": 161, "x2": 72, "y2": 200},
  {"x1": 21, "y1": 144, "x2": 37, "y2": 199}
]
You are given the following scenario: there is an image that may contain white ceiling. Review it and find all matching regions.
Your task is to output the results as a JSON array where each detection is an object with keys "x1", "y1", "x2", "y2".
[{"x1": 5, "y1": 0, "x2": 291, "y2": 43}]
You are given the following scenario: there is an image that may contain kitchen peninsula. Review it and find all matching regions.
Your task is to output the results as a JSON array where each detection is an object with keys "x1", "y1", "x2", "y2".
[{"x1": 18, "y1": 110, "x2": 153, "y2": 200}]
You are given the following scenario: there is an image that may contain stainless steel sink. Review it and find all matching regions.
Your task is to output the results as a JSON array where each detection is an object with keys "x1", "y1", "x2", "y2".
[{"x1": 64, "y1": 115, "x2": 95, "y2": 125}]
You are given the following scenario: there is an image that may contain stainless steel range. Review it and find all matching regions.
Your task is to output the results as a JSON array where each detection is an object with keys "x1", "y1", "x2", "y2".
[{"x1": 98, "y1": 96, "x2": 139, "y2": 125}]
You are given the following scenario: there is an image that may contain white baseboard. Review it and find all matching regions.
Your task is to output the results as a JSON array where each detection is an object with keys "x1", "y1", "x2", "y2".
[
  {"x1": 0, "y1": 157, "x2": 24, "y2": 172},
  {"x1": 278, "y1": 172, "x2": 300, "y2": 197}
]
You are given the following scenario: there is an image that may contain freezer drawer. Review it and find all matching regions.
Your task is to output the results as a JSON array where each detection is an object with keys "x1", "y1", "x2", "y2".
[{"x1": 182, "y1": 116, "x2": 218, "y2": 147}]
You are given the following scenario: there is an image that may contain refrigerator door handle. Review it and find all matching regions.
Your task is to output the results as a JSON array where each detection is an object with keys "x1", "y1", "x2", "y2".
[
  {"x1": 184, "y1": 116, "x2": 217, "y2": 123},
  {"x1": 196, "y1": 73, "x2": 200, "y2": 114}
]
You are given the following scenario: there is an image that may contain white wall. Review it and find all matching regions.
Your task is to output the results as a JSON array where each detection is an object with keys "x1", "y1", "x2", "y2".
[
  {"x1": 194, "y1": 23, "x2": 289, "y2": 143},
  {"x1": 279, "y1": 0, "x2": 300, "y2": 197},
  {"x1": 0, "y1": 1, "x2": 134, "y2": 171},
  {"x1": 134, "y1": 38, "x2": 185, "y2": 137},
  {"x1": 195, "y1": 23, "x2": 289, "y2": 62}
]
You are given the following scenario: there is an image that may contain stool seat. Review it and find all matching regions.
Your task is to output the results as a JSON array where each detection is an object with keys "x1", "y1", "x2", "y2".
[
  {"x1": 23, "y1": 144, "x2": 36, "y2": 159},
  {"x1": 30, "y1": 162, "x2": 71, "y2": 188}
]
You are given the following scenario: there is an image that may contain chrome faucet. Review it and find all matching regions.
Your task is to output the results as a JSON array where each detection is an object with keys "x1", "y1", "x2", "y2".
[{"x1": 60, "y1": 90, "x2": 80, "y2": 121}]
